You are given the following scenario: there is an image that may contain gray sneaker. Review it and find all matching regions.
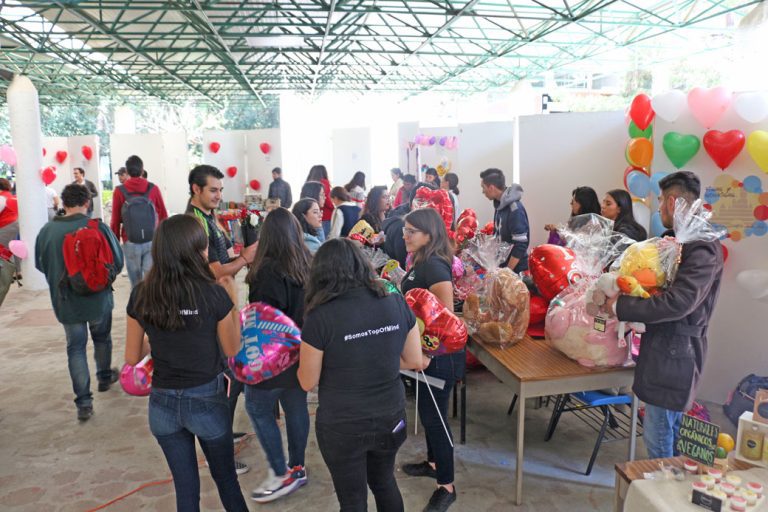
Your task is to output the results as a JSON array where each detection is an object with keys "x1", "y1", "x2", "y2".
[{"x1": 77, "y1": 405, "x2": 93, "y2": 422}]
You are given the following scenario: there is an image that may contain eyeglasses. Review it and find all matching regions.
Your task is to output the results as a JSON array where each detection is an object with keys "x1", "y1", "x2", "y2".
[{"x1": 402, "y1": 227, "x2": 422, "y2": 237}]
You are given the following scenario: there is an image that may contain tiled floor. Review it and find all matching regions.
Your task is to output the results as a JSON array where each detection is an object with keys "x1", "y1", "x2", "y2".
[{"x1": 0, "y1": 273, "x2": 734, "y2": 511}]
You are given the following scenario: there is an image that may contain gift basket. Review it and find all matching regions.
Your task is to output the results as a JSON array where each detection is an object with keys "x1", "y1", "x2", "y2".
[
  {"x1": 544, "y1": 214, "x2": 636, "y2": 367},
  {"x1": 461, "y1": 234, "x2": 530, "y2": 347}
]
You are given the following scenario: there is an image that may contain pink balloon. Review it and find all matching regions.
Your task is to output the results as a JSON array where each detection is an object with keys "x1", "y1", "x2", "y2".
[
  {"x1": 688, "y1": 87, "x2": 732, "y2": 129},
  {"x1": 8, "y1": 240, "x2": 27, "y2": 259},
  {"x1": 0, "y1": 145, "x2": 16, "y2": 166}
]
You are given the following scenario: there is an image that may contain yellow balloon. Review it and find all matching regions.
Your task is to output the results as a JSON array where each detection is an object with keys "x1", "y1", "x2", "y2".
[{"x1": 747, "y1": 130, "x2": 768, "y2": 173}]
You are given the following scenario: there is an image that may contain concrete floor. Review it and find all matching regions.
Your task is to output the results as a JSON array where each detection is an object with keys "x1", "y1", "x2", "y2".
[{"x1": 0, "y1": 273, "x2": 735, "y2": 511}]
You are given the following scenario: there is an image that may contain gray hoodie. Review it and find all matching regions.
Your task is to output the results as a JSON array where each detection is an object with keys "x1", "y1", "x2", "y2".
[{"x1": 493, "y1": 184, "x2": 530, "y2": 271}]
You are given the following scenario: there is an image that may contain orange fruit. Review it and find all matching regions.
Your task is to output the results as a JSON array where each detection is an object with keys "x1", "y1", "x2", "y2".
[{"x1": 717, "y1": 433, "x2": 735, "y2": 453}]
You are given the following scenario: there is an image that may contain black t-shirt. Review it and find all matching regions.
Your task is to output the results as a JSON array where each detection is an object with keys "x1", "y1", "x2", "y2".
[
  {"x1": 302, "y1": 287, "x2": 416, "y2": 425},
  {"x1": 247, "y1": 260, "x2": 305, "y2": 390},
  {"x1": 401, "y1": 256, "x2": 452, "y2": 296},
  {"x1": 127, "y1": 282, "x2": 232, "y2": 389}
]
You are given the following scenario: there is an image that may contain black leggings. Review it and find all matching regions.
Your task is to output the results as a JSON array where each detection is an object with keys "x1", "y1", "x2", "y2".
[{"x1": 316, "y1": 411, "x2": 407, "y2": 512}]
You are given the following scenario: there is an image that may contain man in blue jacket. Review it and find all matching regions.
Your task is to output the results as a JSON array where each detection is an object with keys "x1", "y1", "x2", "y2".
[
  {"x1": 480, "y1": 168, "x2": 530, "y2": 272},
  {"x1": 36, "y1": 184, "x2": 124, "y2": 421}
]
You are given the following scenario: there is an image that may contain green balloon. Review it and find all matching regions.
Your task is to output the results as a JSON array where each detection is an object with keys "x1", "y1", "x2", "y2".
[
  {"x1": 662, "y1": 132, "x2": 700, "y2": 168},
  {"x1": 628, "y1": 120, "x2": 653, "y2": 139}
]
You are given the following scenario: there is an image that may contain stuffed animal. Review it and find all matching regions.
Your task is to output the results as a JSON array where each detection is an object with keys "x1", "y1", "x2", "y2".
[
  {"x1": 616, "y1": 275, "x2": 650, "y2": 299},
  {"x1": 618, "y1": 241, "x2": 667, "y2": 295}
]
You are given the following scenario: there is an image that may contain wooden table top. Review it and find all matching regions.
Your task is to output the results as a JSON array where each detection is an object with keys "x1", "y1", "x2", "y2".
[
  {"x1": 615, "y1": 456, "x2": 757, "y2": 483},
  {"x1": 469, "y1": 334, "x2": 634, "y2": 383}
]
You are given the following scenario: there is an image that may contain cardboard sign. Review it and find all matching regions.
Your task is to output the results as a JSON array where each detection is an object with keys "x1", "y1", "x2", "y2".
[
  {"x1": 676, "y1": 414, "x2": 720, "y2": 466},
  {"x1": 692, "y1": 489, "x2": 722, "y2": 512}
]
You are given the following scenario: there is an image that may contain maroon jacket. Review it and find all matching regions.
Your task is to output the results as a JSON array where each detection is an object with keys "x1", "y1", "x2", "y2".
[{"x1": 110, "y1": 177, "x2": 168, "y2": 243}]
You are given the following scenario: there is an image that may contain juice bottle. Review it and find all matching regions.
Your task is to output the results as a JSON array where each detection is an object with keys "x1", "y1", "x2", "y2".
[{"x1": 740, "y1": 425, "x2": 762, "y2": 460}]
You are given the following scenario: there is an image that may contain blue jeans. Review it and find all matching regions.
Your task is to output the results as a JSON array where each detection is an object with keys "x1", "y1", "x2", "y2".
[
  {"x1": 244, "y1": 386, "x2": 309, "y2": 475},
  {"x1": 149, "y1": 374, "x2": 248, "y2": 512},
  {"x1": 643, "y1": 403, "x2": 682, "y2": 459},
  {"x1": 62, "y1": 312, "x2": 113, "y2": 408},
  {"x1": 322, "y1": 220, "x2": 331, "y2": 237},
  {"x1": 123, "y1": 241, "x2": 153, "y2": 288}
]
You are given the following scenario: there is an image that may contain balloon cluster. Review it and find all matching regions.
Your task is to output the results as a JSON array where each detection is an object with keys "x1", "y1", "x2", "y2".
[{"x1": 412, "y1": 134, "x2": 458, "y2": 149}]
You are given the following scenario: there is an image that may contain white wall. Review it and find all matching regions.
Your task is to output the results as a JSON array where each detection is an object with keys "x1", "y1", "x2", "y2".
[
  {"x1": 518, "y1": 111, "x2": 627, "y2": 248},
  {"x1": 332, "y1": 127, "x2": 372, "y2": 189},
  {"x1": 397, "y1": 122, "x2": 420, "y2": 175},
  {"x1": 42, "y1": 135, "x2": 103, "y2": 218},
  {"x1": 245, "y1": 128, "x2": 282, "y2": 199},
  {"x1": 202, "y1": 130, "x2": 246, "y2": 204}
]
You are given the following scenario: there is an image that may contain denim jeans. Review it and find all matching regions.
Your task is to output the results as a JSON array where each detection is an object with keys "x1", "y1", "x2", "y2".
[
  {"x1": 418, "y1": 350, "x2": 465, "y2": 485},
  {"x1": 123, "y1": 241, "x2": 153, "y2": 288},
  {"x1": 62, "y1": 311, "x2": 113, "y2": 408},
  {"x1": 316, "y1": 410, "x2": 407, "y2": 512},
  {"x1": 244, "y1": 386, "x2": 309, "y2": 475},
  {"x1": 149, "y1": 374, "x2": 248, "y2": 512},
  {"x1": 643, "y1": 403, "x2": 683, "y2": 459},
  {"x1": 322, "y1": 220, "x2": 331, "y2": 238}
]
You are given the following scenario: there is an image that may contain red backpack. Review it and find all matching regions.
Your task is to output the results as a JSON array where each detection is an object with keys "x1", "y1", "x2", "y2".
[{"x1": 62, "y1": 219, "x2": 117, "y2": 295}]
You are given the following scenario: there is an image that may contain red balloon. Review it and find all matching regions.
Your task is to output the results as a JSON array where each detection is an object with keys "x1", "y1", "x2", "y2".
[
  {"x1": 413, "y1": 188, "x2": 453, "y2": 232},
  {"x1": 629, "y1": 94, "x2": 655, "y2": 131},
  {"x1": 259, "y1": 142, "x2": 271, "y2": 155},
  {"x1": 81, "y1": 145, "x2": 93, "y2": 161},
  {"x1": 41, "y1": 166, "x2": 57, "y2": 185},
  {"x1": 209, "y1": 142, "x2": 221, "y2": 153},
  {"x1": 55, "y1": 150, "x2": 68, "y2": 164},
  {"x1": 529, "y1": 294, "x2": 549, "y2": 325},
  {"x1": 721, "y1": 245, "x2": 729, "y2": 263},
  {"x1": 404, "y1": 288, "x2": 467, "y2": 356},
  {"x1": 226, "y1": 166, "x2": 237, "y2": 178},
  {"x1": 529, "y1": 244, "x2": 578, "y2": 301},
  {"x1": 249, "y1": 179, "x2": 261, "y2": 191},
  {"x1": 703, "y1": 130, "x2": 745, "y2": 170},
  {"x1": 42, "y1": 148, "x2": 47, "y2": 157}
]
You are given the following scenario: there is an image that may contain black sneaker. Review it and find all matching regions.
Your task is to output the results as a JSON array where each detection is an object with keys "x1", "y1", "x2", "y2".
[
  {"x1": 98, "y1": 367, "x2": 119, "y2": 392},
  {"x1": 402, "y1": 461, "x2": 437, "y2": 479},
  {"x1": 77, "y1": 406, "x2": 93, "y2": 422},
  {"x1": 423, "y1": 487, "x2": 456, "y2": 512}
]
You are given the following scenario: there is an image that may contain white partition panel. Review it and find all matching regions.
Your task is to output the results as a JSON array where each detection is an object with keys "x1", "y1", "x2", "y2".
[
  {"x1": 332, "y1": 127, "x2": 372, "y2": 189},
  {"x1": 245, "y1": 128, "x2": 282, "y2": 201},
  {"x1": 202, "y1": 130, "x2": 246, "y2": 204}
]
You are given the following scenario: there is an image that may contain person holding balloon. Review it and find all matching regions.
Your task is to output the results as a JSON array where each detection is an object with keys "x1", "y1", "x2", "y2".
[
  {"x1": 243, "y1": 208, "x2": 312, "y2": 503},
  {"x1": 124, "y1": 214, "x2": 248, "y2": 512},
  {"x1": 399, "y1": 207, "x2": 464, "y2": 512},
  {"x1": 601, "y1": 189, "x2": 648, "y2": 242},
  {"x1": 298, "y1": 238, "x2": 427, "y2": 512}
]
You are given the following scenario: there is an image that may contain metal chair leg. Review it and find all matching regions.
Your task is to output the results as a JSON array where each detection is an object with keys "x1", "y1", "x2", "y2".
[
  {"x1": 507, "y1": 394, "x2": 518, "y2": 416},
  {"x1": 544, "y1": 394, "x2": 568, "y2": 442},
  {"x1": 586, "y1": 406, "x2": 611, "y2": 475}
]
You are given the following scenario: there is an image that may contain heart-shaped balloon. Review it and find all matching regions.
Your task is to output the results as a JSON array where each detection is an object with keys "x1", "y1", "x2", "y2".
[
  {"x1": 626, "y1": 171, "x2": 652, "y2": 198},
  {"x1": 0, "y1": 145, "x2": 17, "y2": 166},
  {"x1": 119, "y1": 355, "x2": 153, "y2": 396},
  {"x1": 651, "y1": 90, "x2": 687, "y2": 122},
  {"x1": 8, "y1": 240, "x2": 27, "y2": 259},
  {"x1": 412, "y1": 187, "x2": 453, "y2": 232},
  {"x1": 42, "y1": 148, "x2": 47, "y2": 157},
  {"x1": 81, "y1": 145, "x2": 93, "y2": 161},
  {"x1": 747, "y1": 131, "x2": 768, "y2": 173},
  {"x1": 439, "y1": 136, "x2": 447, "y2": 146},
  {"x1": 404, "y1": 288, "x2": 467, "y2": 356},
  {"x1": 736, "y1": 269, "x2": 768, "y2": 301},
  {"x1": 259, "y1": 142, "x2": 271, "y2": 154},
  {"x1": 209, "y1": 142, "x2": 221, "y2": 153},
  {"x1": 41, "y1": 166, "x2": 57, "y2": 186},
  {"x1": 529, "y1": 244, "x2": 578, "y2": 301},
  {"x1": 228, "y1": 302, "x2": 302, "y2": 384},
  {"x1": 703, "y1": 130, "x2": 745, "y2": 170},
  {"x1": 249, "y1": 179, "x2": 261, "y2": 190},
  {"x1": 734, "y1": 92, "x2": 768, "y2": 124},
  {"x1": 626, "y1": 138, "x2": 653, "y2": 169},
  {"x1": 55, "y1": 150, "x2": 68, "y2": 164},
  {"x1": 662, "y1": 132, "x2": 700, "y2": 168},
  {"x1": 529, "y1": 294, "x2": 548, "y2": 325},
  {"x1": 226, "y1": 166, "x2": 237, "y2": 178},
  {"x1": 688, "y1": 87, "x2": 732, "y2": 129},
  {"x1": 629, "y1": 94, "x2": 654, "y2": 130},
  {"x1": 628, "y1": 121, "x2": 653, "y2": 140}
]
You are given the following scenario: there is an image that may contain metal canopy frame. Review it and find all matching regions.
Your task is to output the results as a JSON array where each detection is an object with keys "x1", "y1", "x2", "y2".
[{"x1": 0, "y1": 0, "x2": 760, "y2": 105}]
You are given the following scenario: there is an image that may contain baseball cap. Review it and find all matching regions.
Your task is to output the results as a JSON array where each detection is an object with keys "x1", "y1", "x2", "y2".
[{"x1": 115, "y1": 167, "x2": 126, "y2": 175}]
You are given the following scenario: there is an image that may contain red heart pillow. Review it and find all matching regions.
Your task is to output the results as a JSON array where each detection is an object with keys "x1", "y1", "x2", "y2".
[
  {"x1": 405, "y1": 288, "x2": 467, "y2": 356},
  {"x1": 529, "y1": 244, "x2": 579, "y2": 301}
]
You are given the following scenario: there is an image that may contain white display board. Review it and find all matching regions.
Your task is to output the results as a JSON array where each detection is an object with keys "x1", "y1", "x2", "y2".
[
  {"x1": 332, "y1": 127, "x2": 372, "y2": 189},
  {"x1": 244, "y1": 128, "x2": 282, "y2": 201}
]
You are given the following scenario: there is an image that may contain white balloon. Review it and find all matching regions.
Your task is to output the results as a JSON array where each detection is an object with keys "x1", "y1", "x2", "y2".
[
  {"x1": 631, "y1": 201, "x2": 651, "y2": 234},
  {"x1": 733, "y1": 92, "x2": 768, "y2": 124},
  {"x1": 651, "y1": 90, "x2": 687, "y2": 122},
  {"x1": 736, "y1": 269, "x2": 768, "y2": 300}
]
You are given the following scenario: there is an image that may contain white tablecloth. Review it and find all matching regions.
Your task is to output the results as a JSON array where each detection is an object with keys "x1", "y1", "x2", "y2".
[{"x1": 624, "y1": 468, "x2": 768, "y2": 511}]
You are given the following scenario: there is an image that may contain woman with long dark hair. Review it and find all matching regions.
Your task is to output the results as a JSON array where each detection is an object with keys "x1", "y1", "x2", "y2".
[
  {"x1": 292, "y1": 198, "x2": 323, "y2": 253},
  {"x1": 344, "y1": 171, "x2": 367, "y2": 203},
  {"x1": 299, "y1": 182, "x2": 326, "y2": 242},
  {"x1": 545, "y1": 186, "x2": 601, "y2": 245},
  {"x1": 124, "y1": 215, "x2": 247, "y2": 512},
  {"x1": 399, "y1": 207, "x2": 462, "y2": 512},
  {"x1": 359, "y1": 185, "x2": 389, "y2": 233},
  {"x1": 424, "y1": 168, "x2": 441, "y2": 188},
  {"x1": 307, "y1": 165, "x2": 334, "y2": 236},
  {"x1": 601, "y1": 189, "x2": 648, "y2": 242},
  {"x1": 298, "y1": 238, "x2": 426, "y2": 512},
  {"x1": 244, "y1": 208, "x2": 312, "y2": 503}
]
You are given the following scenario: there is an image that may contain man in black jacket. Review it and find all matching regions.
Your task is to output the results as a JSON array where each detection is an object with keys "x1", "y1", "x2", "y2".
[
  {"x1": 480, "y1": 168, "x2": 530, "y2": 272},
  {"x1": 605, "y1": 171, "x2": 723, "y2": 459},
  {"x1": 268, "y1": 167, "x2": 292, "y2": 208}
]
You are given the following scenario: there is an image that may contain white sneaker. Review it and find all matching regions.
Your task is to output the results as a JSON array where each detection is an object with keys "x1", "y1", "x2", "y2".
[{"x1": 251, "y1": 467, "x2": 302, "y2": 503}]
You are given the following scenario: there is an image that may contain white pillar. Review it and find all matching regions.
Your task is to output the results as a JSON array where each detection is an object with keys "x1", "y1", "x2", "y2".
[{"x1": 8, "y1": 75, "x2": 47, "y2": 290}]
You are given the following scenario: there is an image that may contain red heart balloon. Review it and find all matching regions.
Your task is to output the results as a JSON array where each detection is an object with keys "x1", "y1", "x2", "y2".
[
  {"x1": 629, "y1": 93, "x2": 655, "y2": 131},
  {"x1": 41, "y1": 166, "x2": 57, "y2": 185},
  {"x1": 529, "y1": 294, "x2": 549, "y2": 324},
  {"x1": 404, "y1": 288, "x2": 467, "y2": 356},
  {"x1": 209, "y1": 142, "x2": 221, "y2": 153},
  {"x1": 249, "y1": 179, "x2": 261, "y2": 191},
  {"x1": 259, "y1": 142, "x2": 271, "y2": 155},
  {"x1": 226, "y1": 166, "x2": 237, "y2": 178},
  {"x1": 55, "y1": 150, "x2": 68, "y2": 164},
  {"x1": 703, "y1": 130, "x2": 745, "y2": 170},
  {"x1": 413, "y1": 188, "x2": 453, "y2": 232},
  {"x1": 81, "y1": 145, "x2": 93, "y2": 161},
  {"x1": 42, "y1": 148, "x2": 47, "y2": 157},
  {"x1": 529, "y1": 244, "x2": 578, "y2": 301}
]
